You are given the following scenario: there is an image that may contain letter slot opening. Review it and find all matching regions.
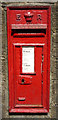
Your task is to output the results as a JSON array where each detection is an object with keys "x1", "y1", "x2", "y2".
[{"x1": 11, "y1": 29, "x2": 46, "y2": 37}]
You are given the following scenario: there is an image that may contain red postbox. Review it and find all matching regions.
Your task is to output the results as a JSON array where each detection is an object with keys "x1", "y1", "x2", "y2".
[{"x1": 7, "y1": 6, "x2": 51, "y2": 113}]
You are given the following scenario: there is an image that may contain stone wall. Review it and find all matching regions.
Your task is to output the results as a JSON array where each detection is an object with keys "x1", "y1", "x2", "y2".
[
  {"x1": 0, "y1": 3, "x2": 2, "y2": 120},
  {"x1": 56, "y1": 2, "x2": 58, "y2": 119},
  {"x1": 0, "y1": 0, "x2": 58, "y2": 119}
]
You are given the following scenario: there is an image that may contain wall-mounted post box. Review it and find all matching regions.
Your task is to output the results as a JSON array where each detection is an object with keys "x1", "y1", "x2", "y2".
[{"x1": 7, "y1": 6, "x2": 51, "y2": 113}]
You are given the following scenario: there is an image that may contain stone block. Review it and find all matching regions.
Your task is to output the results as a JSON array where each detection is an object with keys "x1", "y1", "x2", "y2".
[{"x1": 0, "y1": 0, "x2": 58, "y2": 3}]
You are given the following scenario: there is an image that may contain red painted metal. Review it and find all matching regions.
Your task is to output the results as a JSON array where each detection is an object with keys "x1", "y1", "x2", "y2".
[
  {"x1": 13, "y1": 33, "x2": 45, "y2": 37},
  {"x1": 7, "y1": 6, "x2": 51, "y2": 113},
  {"x1": 24, "y1": 12, "x2": 33, "y2": 22}
]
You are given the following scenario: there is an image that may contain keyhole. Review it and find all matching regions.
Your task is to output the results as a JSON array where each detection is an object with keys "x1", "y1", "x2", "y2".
[{"x1": 22, "y1": 79, "x2": 24, "y2": 84}]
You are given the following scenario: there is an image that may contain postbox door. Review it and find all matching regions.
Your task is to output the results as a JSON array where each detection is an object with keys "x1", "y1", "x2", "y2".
[{"x1": 13, "y1": 44, "x2": 44, "y2": 108}]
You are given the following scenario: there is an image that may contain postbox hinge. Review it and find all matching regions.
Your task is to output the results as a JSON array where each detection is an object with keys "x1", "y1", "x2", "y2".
[
  {"x1": 41, "y1": 54, "x2": 44, "y2": 74},
  {"x1": 42, "y1": 54, "x2": 44, "y2": 62}
]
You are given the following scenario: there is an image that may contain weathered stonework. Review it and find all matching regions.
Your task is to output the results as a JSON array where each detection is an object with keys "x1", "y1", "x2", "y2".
[
  {"x1": 0, "y1": 0, "x2": 58, "y2": 3},
  {"x1": 0, "y1": 3, "x2": 2, "y2": 120},
  {"x1": 0, "y1": 0, "x2": 57, "y2": 119},
  {"x1": 56, "y1": 2, "x2": 58, "y2": 119}
]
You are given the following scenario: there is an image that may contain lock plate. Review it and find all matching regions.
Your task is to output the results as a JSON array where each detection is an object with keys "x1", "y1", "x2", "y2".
[{"x1": 19, "y1": 75, "x2": 32, "y2": 85}]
